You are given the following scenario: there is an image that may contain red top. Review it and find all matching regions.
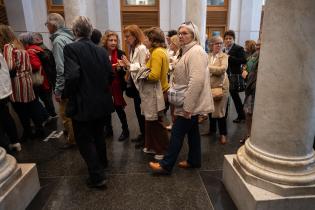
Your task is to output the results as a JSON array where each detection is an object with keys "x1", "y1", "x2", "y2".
[
  {"x1": 26, "y1": 45, "x2": 50, "y2": 92},
  {"x1": 110, "y1": 49, "x2": 126, "y2": 107},
  {"x1": 3, "y1": 44, "x2": 35, "y2": 103}
]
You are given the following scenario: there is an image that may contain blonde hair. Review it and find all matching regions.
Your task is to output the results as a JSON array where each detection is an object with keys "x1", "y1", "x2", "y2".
[{"x1": 170, "y1": 35, "x2": 180, "y2": 49}]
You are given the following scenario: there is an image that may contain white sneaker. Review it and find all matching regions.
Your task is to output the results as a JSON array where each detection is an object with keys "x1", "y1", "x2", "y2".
[
  {"x1": 154, "y1": 154, "x2": 164, "y2": 160},
  {"x1": 9, "y1": 143, "x2": 22, "y2": 152},
  {"x1": 143, "y1": 148, "x2": 156, "y2": 154}
]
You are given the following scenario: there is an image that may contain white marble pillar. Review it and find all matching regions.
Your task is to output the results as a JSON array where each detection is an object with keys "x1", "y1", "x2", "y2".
[
  {"x1": 4, "y1": 0, "x2": 51, "y2": 48},
  {"x1": 223, "y1": 0, "x2": 315, "y2": 209},
  {"x1": 185, "y1": 0, "x2": 207, "y2": 48},
  {"x1": 228, "y1": 0, "x2": 264, "y2": 45},
  {"x1": 63, "y1": 0, "x2": 96, "y2": 28},
  {"x1": 170, "y1": 0, "x2": 186, "y2": 30}
]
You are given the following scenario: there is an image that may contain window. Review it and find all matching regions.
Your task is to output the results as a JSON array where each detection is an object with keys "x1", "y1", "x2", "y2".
[
  {"x1": 124, "y1": 0, "x2": 156, "y2": 6},
  {"x1": 207, "y1": 0, "x2": 224, "y2": 6},
  {"x1": 52, "y1": 0, "x2": 63, "y2": 5},
  {"x1": 46, "y1": 0, "x2": 64, "y2": 16}
]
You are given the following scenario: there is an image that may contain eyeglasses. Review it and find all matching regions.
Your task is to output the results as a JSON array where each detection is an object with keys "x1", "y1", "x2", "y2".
[
  {"x1": 182, "y1": 21, "x2": 195, "y2": 30},
  {"x1": 214, "y1": 42, "x2": 223, "y2": 46},
  {"x1": 178, "y1": 32, "x2": 190, "y2": 36}
]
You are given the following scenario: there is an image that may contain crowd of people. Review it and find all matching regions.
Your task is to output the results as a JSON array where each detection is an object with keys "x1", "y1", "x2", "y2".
[{"x1": 0, "y1": 13, "x2": 264, "y2": 188}]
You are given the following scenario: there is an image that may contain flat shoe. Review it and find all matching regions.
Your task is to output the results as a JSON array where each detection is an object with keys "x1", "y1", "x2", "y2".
[
  {"x1": 178, "y1": 160, "x2": 191, "y2": 169},
  {"x1": 149, "y1": 162, "x2": 169, "y2": 174}
]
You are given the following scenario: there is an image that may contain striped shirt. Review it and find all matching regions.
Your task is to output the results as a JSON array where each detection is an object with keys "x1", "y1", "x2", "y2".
[{"x1": 3, "y1": 44, "x2": 35, "y2": 103}]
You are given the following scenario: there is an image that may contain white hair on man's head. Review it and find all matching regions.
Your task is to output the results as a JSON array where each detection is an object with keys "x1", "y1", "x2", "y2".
[
  {"x1": 72, "y1": 16, "x2": 93, "y2": 38},
  {"x1": 46, "y1": 13, "x2": 65, "y2": 29}
]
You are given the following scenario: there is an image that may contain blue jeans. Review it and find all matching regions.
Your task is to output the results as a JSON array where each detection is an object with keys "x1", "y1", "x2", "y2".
[{"x1": 159, "y1": 115, "x2": 201, "y2": 172}]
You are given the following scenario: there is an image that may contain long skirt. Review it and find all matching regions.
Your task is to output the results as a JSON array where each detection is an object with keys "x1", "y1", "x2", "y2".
[{"x1": 145, "y1": 120, "x2": 169, "y2": 155}]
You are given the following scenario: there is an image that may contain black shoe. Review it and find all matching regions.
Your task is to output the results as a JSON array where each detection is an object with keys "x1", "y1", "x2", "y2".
[
  {"x1": 135, "y1": 141, "x2": 145, "y2": 149},
  {"x1": 104, "y1": 130, "x2": 113, "y2": 138},
  {"x1": 131, "y1": 134, "x2": 143, "y2": 143},
  {"x1": 86, "y1": 178, "x2": 107, "y2": 189},
  {"x1": 209, "y1": 130, "x2": 216, "y2": 135},
  {"x1": 118, "y1": 130, "x2": 129, "y2": 141},
  {"x1": 233, "y1": 117, "x2": 245, "y2": 123},
  {"x1": 59, "y1": 143, "x2": 76, "y2": 149}
]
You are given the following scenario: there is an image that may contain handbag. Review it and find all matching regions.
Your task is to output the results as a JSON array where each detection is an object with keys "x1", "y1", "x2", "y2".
[
  {"x1": 167, "y1": 84, "x2": 187, "y2": 106},
  {"x1": 211, "y1": 73, "x2": 226, "y2": 101},
  {"x1": 31, "y1": 66, "x2": 44, "y2": 86},
  {"x1": 229, "y1": 74, "x2": 245, "y2": 92},
  {"x1": 211, "y1": 87, "x2": 223, "y2": 101}
]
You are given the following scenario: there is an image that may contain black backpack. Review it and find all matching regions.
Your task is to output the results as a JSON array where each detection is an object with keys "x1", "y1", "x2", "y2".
[{"x1": 36, "y1": 49, "x2": 56, "y2": 89}]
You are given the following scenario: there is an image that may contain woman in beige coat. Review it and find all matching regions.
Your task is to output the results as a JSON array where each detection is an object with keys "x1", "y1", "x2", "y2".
[
  {"x1": 149, "y1": 21, "x2": 214, "y2": 174},
  {"x1": 208, "y1": 36, "x2": 229, "y2": 144}
]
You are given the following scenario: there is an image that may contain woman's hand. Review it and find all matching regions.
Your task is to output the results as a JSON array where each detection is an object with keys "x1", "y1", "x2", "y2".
[
  {"x1": 145, "y1": 52, "x2": 150, "y2": 63},
  {"x1": 121, "y1": 55, "x2": 130, "y2": 68},
  {"x1": 183, "y1": 111, "x2": 192, "y2": 119}
]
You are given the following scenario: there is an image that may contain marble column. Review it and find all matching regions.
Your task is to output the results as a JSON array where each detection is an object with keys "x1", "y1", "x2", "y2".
[
  {"x1": 0, "y1": 146, "x2": 40, "y2": 209},
  {"x1": 63, "y1": 0, "x2": 96, "y2": 27},
  {"x1": 223, "y1": 0, "x2": 315, "y2": 209},
  {"x1": 185, "y1": 0, "x2": 207, "y2": 48},
  {"x1": 0, "y1": 147, "x2": 21, "y2": 193}
]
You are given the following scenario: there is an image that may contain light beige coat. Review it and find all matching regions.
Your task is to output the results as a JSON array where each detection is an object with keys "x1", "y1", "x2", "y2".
[
  {"x1": 208, "y1": 51, "x2": 229, "y2": 118},
  {"x1": 172, "y1": 42, "x2": 214, "y2": 116},
  {"x1": 129, "y1": 44, "x2": 148, "y2": 89}
]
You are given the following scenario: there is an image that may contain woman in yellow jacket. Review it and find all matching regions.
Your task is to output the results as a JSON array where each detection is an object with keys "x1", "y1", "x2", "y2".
[{"x1": 141, "y1": 27, "x2": 170, "y2": 160}]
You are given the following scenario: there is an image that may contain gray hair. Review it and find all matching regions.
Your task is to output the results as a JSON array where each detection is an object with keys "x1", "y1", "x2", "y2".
[
  {"x1": 31, "y1": 32, "x2": 43, "y2": 44},
  {"x1": 46, "y1": 13, "x2": 65, "y2": 29},
  {"x1": 209, "y1": 36, "x2": 224, "y2": 51},
  {"x1": 18, "y1": 32, "x2": 34, "y2": 46},
  {"x1": 178, "y1": 21, "x2": 200, "y2": 45},
  {"x1": 72, "y1": 16, "x2": 93, "y2": 38}
]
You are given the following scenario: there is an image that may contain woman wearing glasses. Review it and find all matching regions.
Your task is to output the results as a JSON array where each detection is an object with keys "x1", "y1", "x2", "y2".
[
  {"x1": 208, "y1": 36, "x2": 229, "y2": 144},
  {"x1": 149, "y1": 21, "x2": 214, "y2": 174}
]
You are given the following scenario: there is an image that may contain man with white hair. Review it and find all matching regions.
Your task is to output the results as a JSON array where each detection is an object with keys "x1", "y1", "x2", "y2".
[
  {"x1": 63, "y1": 16, "x2": 114, "y2": 188},
  {"x1": 45, "y1": 13, "x2": 75, "y2": 148}
]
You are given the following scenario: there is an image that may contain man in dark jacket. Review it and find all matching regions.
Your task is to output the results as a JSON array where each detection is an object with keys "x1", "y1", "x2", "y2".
[
  {"x1": 223, "y1": 30, "x2": 247, "y2": 123},
  {"x1": 63, "y1": 16, "x2": 114, "y2": 188}
]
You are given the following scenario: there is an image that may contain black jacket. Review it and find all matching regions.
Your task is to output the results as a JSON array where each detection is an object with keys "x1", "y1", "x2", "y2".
[
  {"x1": 116, "y1": 49, "x2": 127, "y2": 91},
  {"x1": 64, "y1": 38, "x2": 114, "y2": 121},
  {"x1": 225, "y1": 43, "x2": 246, "y2": 75}
]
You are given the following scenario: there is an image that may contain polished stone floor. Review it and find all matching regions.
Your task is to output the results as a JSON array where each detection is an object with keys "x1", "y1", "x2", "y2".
[{"x1": 11, "y1": 96, "x2": 246, "y2": 210}]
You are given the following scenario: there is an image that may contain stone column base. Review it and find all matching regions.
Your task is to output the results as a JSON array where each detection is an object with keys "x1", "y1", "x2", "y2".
[
  {"x1": 0, "y1": 163, "x2": 40, "y2": 210},
  {"x1": 223, "y1": 155, "x2": 315, "y2": 210}
]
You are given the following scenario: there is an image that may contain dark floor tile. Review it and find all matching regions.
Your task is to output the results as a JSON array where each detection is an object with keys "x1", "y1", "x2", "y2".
[
  {"x1": 199, "y1": 170, "x2": 237, "y2": 210},
  {"x1": 26, "y1": 177, "x2": 62, "y2": 210},
  {"x1": 42, "y1": 172, "x2": 213, "y2": 210}
]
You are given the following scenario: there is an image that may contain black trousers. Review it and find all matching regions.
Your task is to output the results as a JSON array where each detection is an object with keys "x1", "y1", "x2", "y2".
[
  {"x1": 34, "y1": 87, "x2": 56, "y2": 117},
  {"x1": 133, "y1": 93, "x2": 145, "y2": 135},
  {"x1": 209, "y1": 114, "x2": 227, "y2": 135},
  {"x1": 105, "y1": 106, "x2": 128, "y2": 132},
  {"x1": 72, "y1": 118, "x2": 107, "y2": 182},
  {"x1": 229, "y1": 89, "x2": 245, "y2": 119},
  {"x1": 0, "y1": 98, "x2": 18, "y2": 150},
  {"x1": 12, "y1": 99, "x2": 46, "y2": 136}
]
